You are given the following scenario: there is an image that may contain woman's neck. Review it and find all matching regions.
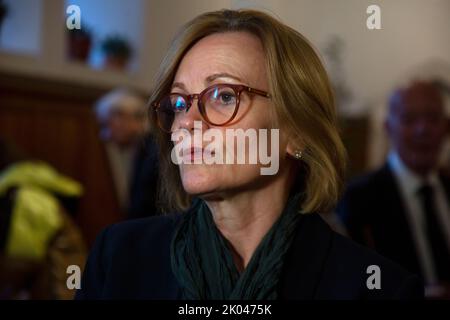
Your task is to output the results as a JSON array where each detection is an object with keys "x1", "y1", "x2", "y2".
[{"x1": 204, "y1": 174, "x2": 294, "y2": 272}]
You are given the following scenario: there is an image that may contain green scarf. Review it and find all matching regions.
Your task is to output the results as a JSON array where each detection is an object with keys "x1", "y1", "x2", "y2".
[{"x1": 170, "y1": 192, "x2": 302, "y2": 300}]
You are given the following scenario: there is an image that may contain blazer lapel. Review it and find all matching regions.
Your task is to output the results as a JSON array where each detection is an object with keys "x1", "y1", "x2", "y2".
[
  {"x1": 439, "y1": 173, "x2": 450, "y2": 200},
  {"x1": 373, "y1": 165, "x2": 422, "y2": 275}
]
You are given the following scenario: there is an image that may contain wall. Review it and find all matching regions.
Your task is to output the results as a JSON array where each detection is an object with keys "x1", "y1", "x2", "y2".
[
  {"x1": 0, "y1": 0, "x2": 43, "y2": 55},
  {"x1": 1, "y1": 0, "x2": 448, "y2": 109}
]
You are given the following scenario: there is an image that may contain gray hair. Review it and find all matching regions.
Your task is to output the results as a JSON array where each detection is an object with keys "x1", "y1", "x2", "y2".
[{"x1": 94, "y1": 88, "x2": 146, "y2": 123}]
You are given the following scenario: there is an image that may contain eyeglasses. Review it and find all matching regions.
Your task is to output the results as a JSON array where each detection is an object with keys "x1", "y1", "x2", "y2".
[{"x1": 151, "y1": 83, "x2": 271, "y2": 132}]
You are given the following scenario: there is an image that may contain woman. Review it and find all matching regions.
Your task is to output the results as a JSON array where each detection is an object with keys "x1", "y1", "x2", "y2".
[{"x1": 76, "y1": 9, "x2": 422, "y2": 300}]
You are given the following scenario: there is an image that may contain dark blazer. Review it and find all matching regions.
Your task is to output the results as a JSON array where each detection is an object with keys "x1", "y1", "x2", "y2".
[
  {"x1": 336, "y1": 164, "x2": 450, "y2": 280},
  {"x1": 128, "y1": 134, "x2": 159, "y2": 219},
  {"x1": 75, "y1": 209, "x2": 423, "y2": 300}
]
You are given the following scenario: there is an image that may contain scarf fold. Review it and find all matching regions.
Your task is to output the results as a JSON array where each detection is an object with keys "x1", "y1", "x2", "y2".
[{"x1": 171, "y1": 192, "x2": 302, "y2": 300}]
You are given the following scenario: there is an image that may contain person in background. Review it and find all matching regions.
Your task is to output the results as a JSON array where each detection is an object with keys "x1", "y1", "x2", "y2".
[
  {"x1": 337, "y1": 80, "x2": 450, "y2": 298},
  {"x1": 0, "y1": 139, "x2": 86, "y2": 299},
  {"x1": 94, "y1": 88, "x2": 159, "y2": 218}
]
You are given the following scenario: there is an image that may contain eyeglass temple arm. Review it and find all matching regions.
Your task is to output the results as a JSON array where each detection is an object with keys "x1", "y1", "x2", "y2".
[{"x1": 246, "y1": 87, "x2": 271, "y2": 98}]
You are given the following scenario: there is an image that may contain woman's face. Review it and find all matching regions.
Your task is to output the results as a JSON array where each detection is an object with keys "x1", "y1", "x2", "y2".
[{"x1": 171, "y1": 31, "x2": 291, "y2": 198}]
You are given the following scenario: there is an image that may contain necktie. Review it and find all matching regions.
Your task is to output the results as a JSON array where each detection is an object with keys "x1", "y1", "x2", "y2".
[{"x1": 417, "y1": 184, "x2": 450, "y2": 282}]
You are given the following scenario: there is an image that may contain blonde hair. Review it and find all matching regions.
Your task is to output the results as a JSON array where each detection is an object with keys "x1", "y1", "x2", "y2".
[{"x1": 149, "y1": 9, "x2": 346, "y2": 213}]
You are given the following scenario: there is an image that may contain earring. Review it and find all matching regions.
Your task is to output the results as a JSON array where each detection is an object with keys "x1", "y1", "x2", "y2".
[{"x1": 294, "y1": 150, "x2": 303, "y2": 159}]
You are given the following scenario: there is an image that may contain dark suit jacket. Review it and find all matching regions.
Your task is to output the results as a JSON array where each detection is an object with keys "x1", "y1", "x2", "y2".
[
  {"x1": 75, "y1": 209, "x2": 423, "y2": 300},
  {"x1": 336, "y1": 164, "x2": 450, "y2": 280},
  {"x1": 128, "y1": 134, "x2": 159, "y2": 219}
]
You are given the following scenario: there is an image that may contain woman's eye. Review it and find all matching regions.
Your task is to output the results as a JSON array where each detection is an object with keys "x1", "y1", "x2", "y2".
[
  {"x1": 219, "y1": 92, "x2": 235, "y2": 104},
  {"x1": 206, "y1": 87, "x2": 237, "y2": 108},
  {"x1": 171, "y1": 96, "x2": 186, "y2": 110},
  {"x1": 212, "y1": 89, "x2": 236, "y2": 105}
]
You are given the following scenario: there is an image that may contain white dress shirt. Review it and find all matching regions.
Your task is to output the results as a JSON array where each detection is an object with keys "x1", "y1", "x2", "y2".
[{"x1": 388, "y1": 151, "x2": 450, "y2": 285}]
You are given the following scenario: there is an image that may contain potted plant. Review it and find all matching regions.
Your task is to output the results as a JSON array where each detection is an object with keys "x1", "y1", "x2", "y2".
[
  {"x1": 67, "y1": 25, "x2": 92, "y2": 63},
  {"x1": 100, "y1": 35, "x2": 133, "y2": 71}
]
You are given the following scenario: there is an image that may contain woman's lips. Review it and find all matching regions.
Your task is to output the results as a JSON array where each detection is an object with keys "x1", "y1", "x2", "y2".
[
  {"x1": 181, "y1": 147, "x2": 216, "y2": 163},
  {"x1": 182, "y1": 147, "x2": 204, "y2": 162}
]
